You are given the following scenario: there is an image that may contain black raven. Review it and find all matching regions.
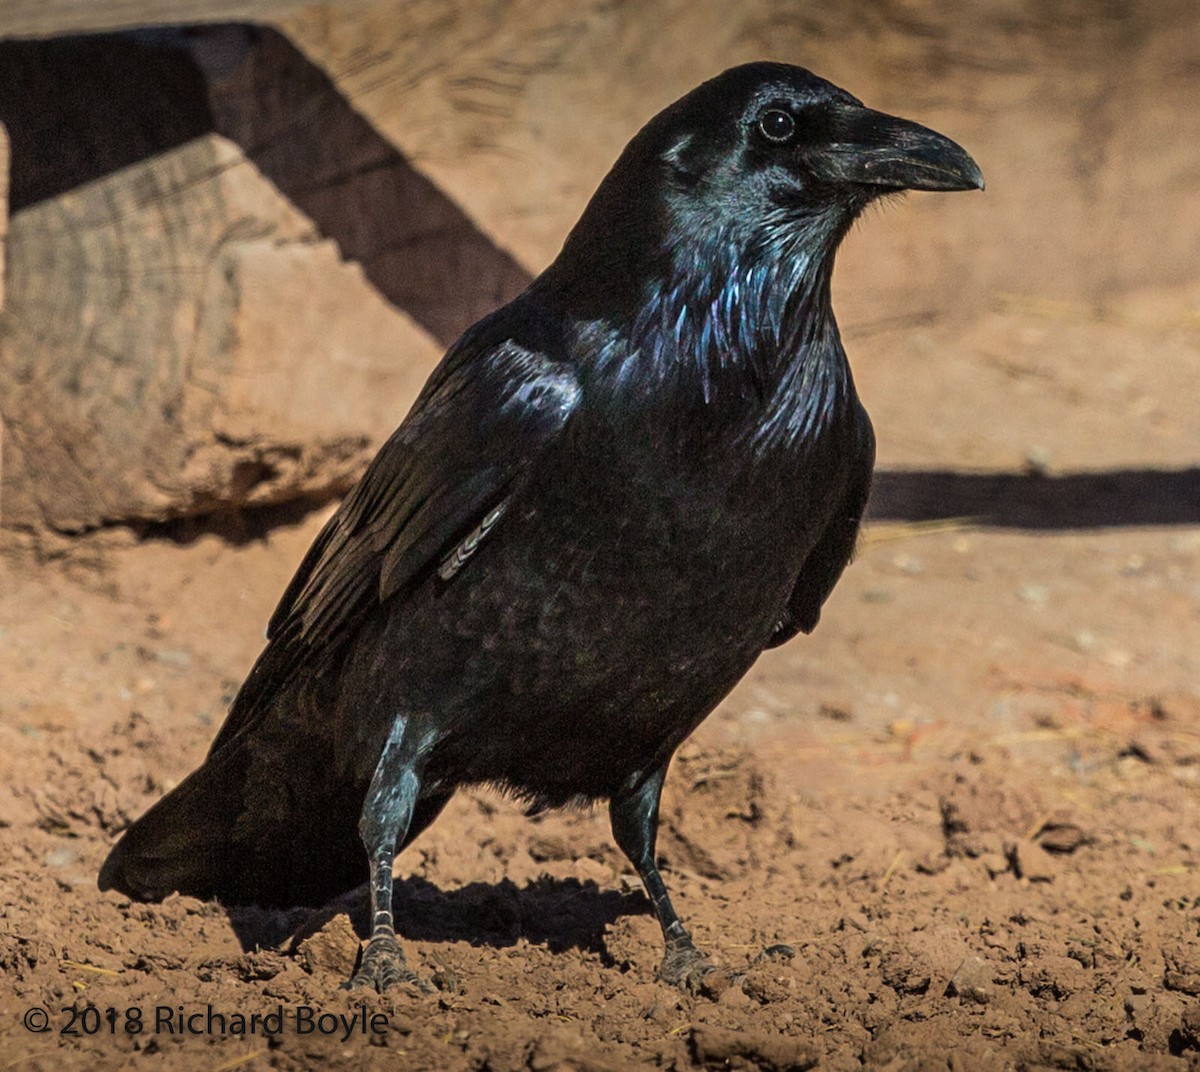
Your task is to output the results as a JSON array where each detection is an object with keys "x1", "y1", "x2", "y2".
[{"x1": 99, "y1": 62, "x2": 982, "y2": 991}]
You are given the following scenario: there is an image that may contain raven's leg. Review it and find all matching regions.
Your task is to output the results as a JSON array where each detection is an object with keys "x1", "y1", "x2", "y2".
[
  {"x1": 344, "y1": 715, "x2": 436, "y2": 992},
  {"x1": 609, "y1": 763, "x2": 712, "y2": 990}
]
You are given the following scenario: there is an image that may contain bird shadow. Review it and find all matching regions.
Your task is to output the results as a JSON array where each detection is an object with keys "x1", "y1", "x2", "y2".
[
  {"x1": 225, "y1": 874, "x2": 648, "y2": 960},
  {"x1": 180, "y1": 465, "x2": 1200, "y2": 546}
]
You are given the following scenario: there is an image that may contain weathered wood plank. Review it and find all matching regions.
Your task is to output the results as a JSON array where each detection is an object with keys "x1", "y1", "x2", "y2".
[{"x1": 0, "y1": 31, "x2": 455, "y2": 532}]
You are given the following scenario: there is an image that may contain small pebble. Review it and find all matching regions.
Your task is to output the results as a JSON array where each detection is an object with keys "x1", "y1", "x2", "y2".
[
  {"x1": 1038, "y1": 823, "x2": 1088, "y2": 854},
  {"x1": 1023, "y1": 447, "x2": 1052, "y2": 475},
  {"x1": 45, "y1": 847, "x2": 78, "y2": 868}
]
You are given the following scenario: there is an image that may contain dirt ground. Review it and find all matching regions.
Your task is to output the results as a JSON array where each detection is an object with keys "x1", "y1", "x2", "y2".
[{"x1": 3, "y1": 283, "x2": 1200, "y2": 1072}]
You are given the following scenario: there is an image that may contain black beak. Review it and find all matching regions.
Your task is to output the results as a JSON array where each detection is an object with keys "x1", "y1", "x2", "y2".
[{"x1": 811, "y1": 103, "x2": 984, "y2": 193}]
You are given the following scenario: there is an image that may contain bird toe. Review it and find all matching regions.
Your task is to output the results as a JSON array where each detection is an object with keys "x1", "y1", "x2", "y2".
[
  {"x1": 659, "y1": 938, "x2": 738, "y2": 998},
  {"x1": 342, "y1": 934, "x2": 432, "y2": 994}
]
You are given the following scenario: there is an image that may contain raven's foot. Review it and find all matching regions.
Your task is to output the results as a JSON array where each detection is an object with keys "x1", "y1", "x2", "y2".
[
  {"x1": 342, "y1": 933, "x2": 431, "y2": 993},
  {"x1": 660, "y1": 937, "x2": 737, "y2": 997}
]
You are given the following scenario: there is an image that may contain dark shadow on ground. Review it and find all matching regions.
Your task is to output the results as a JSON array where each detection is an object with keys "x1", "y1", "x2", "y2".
[
  {"x1": 868, "y1": 467, "x2": 1200, "y2": 530},
  {"x1": 227, "y1": 875, "x2": 645, "y2": 960}
]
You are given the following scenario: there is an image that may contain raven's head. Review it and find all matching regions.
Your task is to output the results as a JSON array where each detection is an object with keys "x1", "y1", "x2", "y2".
[
  {"x1": 549, "y1": 62, "x2": 981, "y2": 301},
  {"x1": 541, "y1": 63, "x2": 981, "y2": 413},
  {"x1": 655, "y1": 62, "x2": 982, "y2": 233}
]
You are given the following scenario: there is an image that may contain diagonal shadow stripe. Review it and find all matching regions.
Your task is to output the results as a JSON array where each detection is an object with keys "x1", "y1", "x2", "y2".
[
  {"x1": 0, "y1": 24, "x2": 534, "y2": 348},
  {"x1": 0, "y1": 33, "x2": 213, "y2": 210},
  {"x1": 868, "y1": 467, "x2": 1200, "y2": 530}
]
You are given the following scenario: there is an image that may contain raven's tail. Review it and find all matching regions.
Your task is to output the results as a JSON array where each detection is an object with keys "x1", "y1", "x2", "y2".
[
  {"x1": 98, "y1": 736, "x2": 368, "y2": 908},
  {"x1": 98, "y1": 745, "x2": 253, "y2": 903}
]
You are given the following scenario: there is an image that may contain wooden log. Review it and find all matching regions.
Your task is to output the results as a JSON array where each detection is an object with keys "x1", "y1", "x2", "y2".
[
  {"x1": 0, "y1": 130, "x2": 440, "y2": 532},
  {"x1": 0, "y1": 30, "x2": 475, "y2": 532}
]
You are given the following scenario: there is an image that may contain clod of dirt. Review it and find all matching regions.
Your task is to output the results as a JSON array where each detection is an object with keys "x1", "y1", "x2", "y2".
[
  {"x1": 939, "y1": 794, "x2": 986, "y2": 858},
  {"x1": 1163, "y1": 948, "x2": 1200, "y2": 996},
  {"x1": 297, "y1": 912, "x2": 361, "y2": 977},
  {"x1": 938, "y1": 770, "x2": 1047, "y2": 859},
  {"x1": 233, "y1": 948, "x2": 289, "y2": 981},
  {"x1": 980, "y1": 852, "x2": 1011, "y2": 879},
  {"x1": 947, "y1": 955, "x2": 994, "y2": 1005},
  {"x1": 913, "y1": 852, "x2": 951, "y2": 875},
  {"x1": 1006, "y1": 840, "x2": 1061, "y2": 883},
  {"x1": 1173, "y1": 1003, "x2": 1200, "y2": 1056},
  {"x1": 740, "y1": 964, "x2": 796, "y2": 1005},
  {"x1": 1036, "y1": 822, "x2": 1090, "y2": 854},
  {"x1": 879, "y1": 948, "x2": 934, "y2": 996},
  {"x1": 1019, "y1": 954, "x2": 1087, "y2": 1000},
  {"x1": 689, "y1": 1025, "x2": 818, "y2": 1071}
]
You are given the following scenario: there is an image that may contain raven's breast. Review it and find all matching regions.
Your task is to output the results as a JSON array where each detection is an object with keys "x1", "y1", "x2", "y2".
[{"x1": 338, "y1": 401, "x2": 858, "y2": 805}]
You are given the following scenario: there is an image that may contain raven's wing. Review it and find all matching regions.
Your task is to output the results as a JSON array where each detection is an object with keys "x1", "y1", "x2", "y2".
[
  {"x1": 209, "y1": 334, "x2": 581, "y2": 754},
  {"x1": 766, "y1": 405, "x2": 875, "y2": 648}
]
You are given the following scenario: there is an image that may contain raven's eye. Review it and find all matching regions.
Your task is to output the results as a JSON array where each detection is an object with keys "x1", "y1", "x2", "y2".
[{"x1": 757, "y1": 109, "x2": 796, "y2": 143}]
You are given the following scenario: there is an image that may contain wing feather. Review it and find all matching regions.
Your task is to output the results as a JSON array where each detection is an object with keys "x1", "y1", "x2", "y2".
[
  {"x1": 210, "y1": 335, "x2": 580, "y2": 755},
  {"x1": 766, "y1": 404, "x2": 875, "y2": 647}
]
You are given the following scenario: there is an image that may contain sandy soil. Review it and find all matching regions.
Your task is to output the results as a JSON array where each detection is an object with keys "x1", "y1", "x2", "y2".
[{"x1": 2, "y1": 297, "x2": 1200, "y2": 1071}]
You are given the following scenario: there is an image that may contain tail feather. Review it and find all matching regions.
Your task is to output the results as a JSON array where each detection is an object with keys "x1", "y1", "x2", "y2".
[
  {"x1": 99, "y1": 745, "x2": 250, "y2": 902},
  {"x1": 99, "y1": 739, "x2": 368, "y2": 908}
]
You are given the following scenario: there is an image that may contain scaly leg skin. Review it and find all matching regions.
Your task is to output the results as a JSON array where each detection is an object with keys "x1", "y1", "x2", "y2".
[
  {"x1": 342, "y1": 715, "x2": 434, "y2": 994},
  {"x1": 342, "y1": 849, "x2": 431, "y2": 993},
  {"x1": 610, "y1": 764, "x2": 733, "y2": 996}
]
